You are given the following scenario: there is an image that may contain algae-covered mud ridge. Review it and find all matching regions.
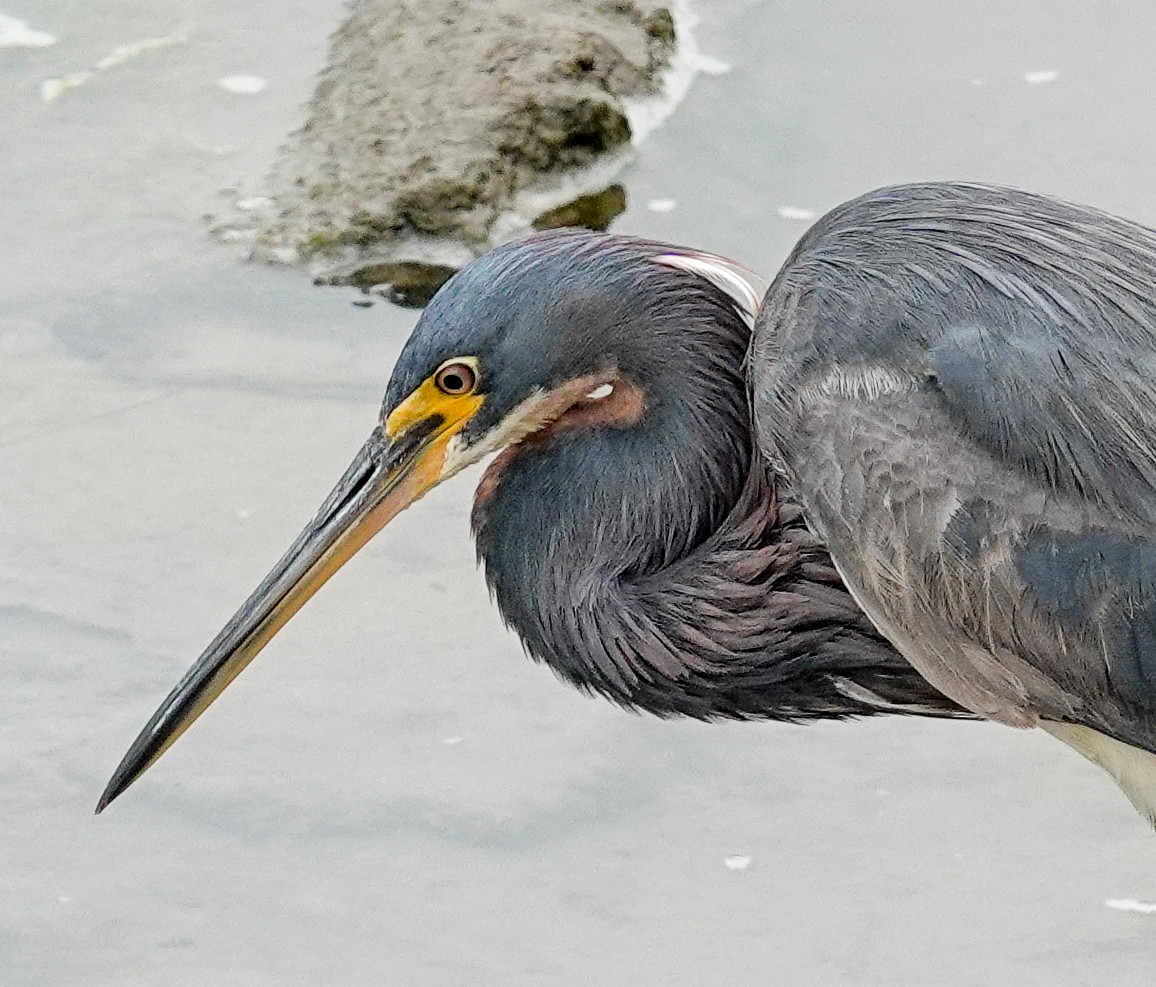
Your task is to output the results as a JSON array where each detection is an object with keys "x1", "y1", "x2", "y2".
[{"x1": 216, "y1": 0, "x2": 686, "y2": 305}]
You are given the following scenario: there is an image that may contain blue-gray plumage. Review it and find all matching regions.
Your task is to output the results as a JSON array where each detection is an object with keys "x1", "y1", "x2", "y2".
[
  {"x1": 99, "y1": 181, "x2": 1156, "y2": 827},
  {"x1": 753, "y1": 182, "x2": 1156, "y2": 820}
]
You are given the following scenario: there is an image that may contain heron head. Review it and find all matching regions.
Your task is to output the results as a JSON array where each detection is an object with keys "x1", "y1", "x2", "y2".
[
  {"x1": 97, "y1": 229, "x2": 760, "y2": 812},
  {"x1": 380, "y1": 228, "x2": 761, "y2": 486},
  {"x1": 379, "y1": 230, "x2": 641, "y2": 490}
]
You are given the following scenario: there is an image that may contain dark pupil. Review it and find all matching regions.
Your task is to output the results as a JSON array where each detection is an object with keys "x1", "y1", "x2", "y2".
[{"x1": 442, "y1": 372, "x2": 464, "y2": 392}]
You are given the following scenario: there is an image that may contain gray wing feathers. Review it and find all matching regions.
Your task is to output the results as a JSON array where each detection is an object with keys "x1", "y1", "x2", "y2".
[
  {"x1": 932, "y1": 319, "x2": 1156, "y2": 524},
  {"x1": 751, "y1": 182, "x2": 1156, "y2": 751}
]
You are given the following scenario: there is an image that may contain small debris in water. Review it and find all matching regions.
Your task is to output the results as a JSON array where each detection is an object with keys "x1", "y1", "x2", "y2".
[
  {"x1": 219, "y1": 75, "x2": 267, "y2": 95},
  {"x1": 696, "y1": 54, "x2": 731, "y2": 76},
  {"x1": 443, "y1": 736, "x2": 463, "y2": 746},
  {"x1": 351, "y1": 299, "x2": 374, "y2": 308},
  {"x1": 647, "y1": 198, "x2": 677, "y2": 213},
  {"x1": 777, "y1": 206, "x2": 816, "y2": 221},
  {"x1": 235, "y1": 197, "x2": 274, "y2": 212},
  {"x1": 0, "y1": 13, "x2": 56, "y2": 47},
  {"x1": 41, "y1": 73, "x2": 92, "y2": 103},
  {"x1": 1105, "y1": 898, "x2": 1156, "y2": 914},
  {"x1": 1024, "y1": 69, "x2": 1059, "y2": 85},
  {"x1": 95, "y1": 33, "x2": 186, "y2": 70},
  {"x1": 724, "y1": 855, "x2": 751, "y2": 871}
]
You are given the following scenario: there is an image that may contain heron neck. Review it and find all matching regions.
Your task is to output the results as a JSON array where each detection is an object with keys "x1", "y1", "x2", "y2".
[{"x1": 471, "y1": 393, "x2": 967, "y2": 722}]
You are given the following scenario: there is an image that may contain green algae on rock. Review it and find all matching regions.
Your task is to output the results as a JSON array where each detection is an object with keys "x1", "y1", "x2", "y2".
[
  {"x1": 532, "y1": 184, "x2": 627, "y2": 232},
  {"x1": 220, "y1": 0, "x2": 676, "y2": 303},
  {"x1": 316, "y1": 261, "x2": 459, "y2": 309}
]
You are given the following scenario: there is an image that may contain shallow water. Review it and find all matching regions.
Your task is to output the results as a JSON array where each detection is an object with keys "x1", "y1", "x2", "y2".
[{"x1": 3, "y1": 2, "x2": 1156, "y2": 984}]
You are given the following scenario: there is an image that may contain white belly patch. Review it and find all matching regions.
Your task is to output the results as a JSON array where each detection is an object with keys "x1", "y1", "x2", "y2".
[{"x1": 1043, "y1": 721, "x2": 1156, "y2": 828}]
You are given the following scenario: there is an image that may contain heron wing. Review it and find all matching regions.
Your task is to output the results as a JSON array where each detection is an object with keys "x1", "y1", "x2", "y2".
[{"x1": 751, "y1": 182, "x2": 1156, "y2": 752}]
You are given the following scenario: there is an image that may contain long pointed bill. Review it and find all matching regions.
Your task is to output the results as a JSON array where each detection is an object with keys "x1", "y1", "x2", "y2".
[{"x1": 97, "y1": 412, "x2": 458, "y2": 813}]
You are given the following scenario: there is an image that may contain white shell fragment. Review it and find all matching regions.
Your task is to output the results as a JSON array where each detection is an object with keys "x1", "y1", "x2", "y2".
[
  {"x1": 1024, "y1": 69, "x2": 1059, "y2": 85},
  {"x1": 218, "y1": 75, "x2": 268, "y2": 95},
  {"x1": 1104, "y1": 898, "x2": 1156, "y2": 915},
  {"x1": 647, "y1": 198, "x2": 678, "y2": 213},
  {"x1": 95, "y1": 33, "x2": 185, "y2": 70},
  {"x1": 776, "y1": 205, "x2": 816, "y2": 221},
  {"x1": 696, "y1": 54, "x2": 731, "y2": 76},
  {"x1": 40, "y1": 73, "x2": 93, "y2": 103},
  {"x1": 724, "y1": 855, "x2": 751, "y2": 871},
  {"x1": 0, "y1": 13, "x2": 56, "y2": 47}
]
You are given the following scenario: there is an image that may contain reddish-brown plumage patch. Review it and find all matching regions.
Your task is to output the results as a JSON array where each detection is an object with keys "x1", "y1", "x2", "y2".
[
  {"x1": 473, "y1": 377, "x2": 646, "y2": 510},
  {"x1": 473, "y1": 445, "x2": 519, "y2": 509},
  {"x1": 541, "y1": 377, "x2": 646, "y2": 435}
]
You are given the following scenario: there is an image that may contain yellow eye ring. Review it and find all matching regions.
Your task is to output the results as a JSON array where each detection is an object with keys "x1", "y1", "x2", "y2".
[{"x1": 434, "y1": 361, "x2": 478, "y2": 395}]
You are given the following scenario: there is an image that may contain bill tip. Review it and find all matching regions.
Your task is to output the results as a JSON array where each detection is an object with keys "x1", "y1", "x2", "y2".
[{"x1": 94, "y1": 778, "x2": 125, "y2": 815}]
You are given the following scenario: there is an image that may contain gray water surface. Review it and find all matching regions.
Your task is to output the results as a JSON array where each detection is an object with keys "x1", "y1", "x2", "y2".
[{"x1": 3, "y1": 2, "x2": 1156, "y2": 984}]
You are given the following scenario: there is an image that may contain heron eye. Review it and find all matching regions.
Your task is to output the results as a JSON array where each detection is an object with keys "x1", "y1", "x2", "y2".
[{"x1": 434, "y1": 362, "x2": 477, "y2": 395}]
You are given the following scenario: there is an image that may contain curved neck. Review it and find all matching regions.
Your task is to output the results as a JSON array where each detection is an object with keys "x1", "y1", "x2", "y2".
[{"x1": 470, "y1": 294, "x2": 969, "y2": 722}]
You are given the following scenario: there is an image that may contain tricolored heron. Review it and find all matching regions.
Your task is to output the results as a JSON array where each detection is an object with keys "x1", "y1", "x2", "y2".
[{"x1": 99, "y1": 182, "x2": 1156, "y2": 826}]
